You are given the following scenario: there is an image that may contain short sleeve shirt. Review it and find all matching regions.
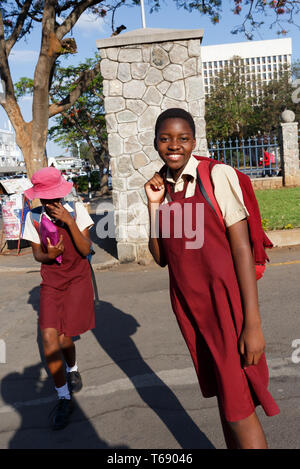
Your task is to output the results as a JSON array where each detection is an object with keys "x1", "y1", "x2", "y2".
[
  {"x1": 22, "y1": 202, "x2": 94, "y2": 244},
  {"x1": 164, "y1": 156, "x2": 249, "y2": 228}
]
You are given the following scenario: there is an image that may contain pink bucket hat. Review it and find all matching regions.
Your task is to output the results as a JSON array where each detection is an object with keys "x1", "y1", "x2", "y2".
[{"x1": 24, "y1": 167, "x2": 73, "y2": 200}]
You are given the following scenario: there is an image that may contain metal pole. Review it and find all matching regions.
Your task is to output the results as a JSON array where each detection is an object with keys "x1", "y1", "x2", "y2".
[{"x1": 140, "y1": 0, "x2": 146, "y2": 28}]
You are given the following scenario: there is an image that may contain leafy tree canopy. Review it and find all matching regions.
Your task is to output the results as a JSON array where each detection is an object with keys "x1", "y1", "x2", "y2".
[{"x1": 206, "y1": 57, "x2": 300, "y2": 142}]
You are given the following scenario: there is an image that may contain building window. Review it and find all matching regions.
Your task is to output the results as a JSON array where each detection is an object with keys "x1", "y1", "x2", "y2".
[
  {"x1": 219, "y1": 61, "x2": 223, "y2": 67},
  {"x1": 209, "y1": 62, "x2": 212, "y2": 68},
  {"x1": 246, "y1": 58, "x2": 250, "y2": 65},
  {"x1": 204, "y1": 62, "x2": 207, "y2": 69},
  {"x1": 278, "y1": 56, "x2": 282, "y2": 62},
  {"x1": 262, "y1": 57, "x2": 266, "y2": 64},
  {"x1": 256, "y1": 57, "x2": 261, "y2": 64}
]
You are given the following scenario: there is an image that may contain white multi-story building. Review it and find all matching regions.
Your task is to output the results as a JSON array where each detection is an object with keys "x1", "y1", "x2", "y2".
[
  {"x1": 48, "y1": 155, "x2": 83, "y2": 170},
  {"x1": 0, "y1": 124, "x2": 21, "y2": 168},
  {"x1": 201, "y1": 38, "x2": 292, "y2": 95}
]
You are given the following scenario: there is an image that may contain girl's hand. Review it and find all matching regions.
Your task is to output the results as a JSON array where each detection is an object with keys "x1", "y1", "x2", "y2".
[
  {"x1": 144, "y1": 173, "x2": 165, "y2": 204},
  {"x1": 238, "y1": 322, "x2": 266, "y2": 368},
  {"x1": 46, "y1": 202, "x2": 73, "y2": 225},
  {"x1": 47, "y1": 235, "x2": 64, "y2": 260}
]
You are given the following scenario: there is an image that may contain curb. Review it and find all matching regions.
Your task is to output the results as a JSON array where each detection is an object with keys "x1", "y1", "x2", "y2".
[
  {"x1": 266, "y1": 228, "x2": 300, "y2": 248},
  {"x1": 0, "y1": 258, "x2": 120, "y2": 274},
  {"x1": 0, "y1": 230, "x2": 299, "y2": 273}
]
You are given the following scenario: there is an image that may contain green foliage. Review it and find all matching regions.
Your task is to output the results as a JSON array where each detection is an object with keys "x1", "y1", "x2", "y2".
[
  {"x1": 14, "y1": 77, "x2": 34, "y2": 100},
  {"x1": 73, "y1": 172, "x2": 101, "y2": 192},
  {"x1": 205, "y1": 56, "x2": 256, "y2": 141},
  {"x1": 47, "y1": 56, "x2": 108, "y2": 166}
]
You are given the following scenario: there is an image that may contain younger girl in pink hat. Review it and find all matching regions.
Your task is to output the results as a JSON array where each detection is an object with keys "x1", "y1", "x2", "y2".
[{"x1": 22, "y1": 167, "x2": 95, "y2": 431}]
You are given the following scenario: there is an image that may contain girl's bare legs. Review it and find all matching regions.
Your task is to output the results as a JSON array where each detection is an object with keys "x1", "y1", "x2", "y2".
[
  {"x1": 41, "y1": 328, "x2": 66, "y2": 388},
  {"x1": 58, "y1": 334, "x2": 76, "y2": 369},
  {"x1": 217, "y1": 398, "x2": 268, "y2": 449}
]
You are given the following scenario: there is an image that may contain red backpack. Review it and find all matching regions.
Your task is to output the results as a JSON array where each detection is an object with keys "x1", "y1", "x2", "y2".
[{"x1": 194, "y1": 156, "x2": 273, "y2": 280}]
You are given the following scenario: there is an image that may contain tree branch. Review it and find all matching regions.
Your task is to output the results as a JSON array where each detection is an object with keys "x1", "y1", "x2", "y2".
[
  {"x1": 48, "y1": 62, "x2": 101, "y2": 117},
  {"x1": 55, "y1": 0, "x2": 104, "y2": 40},
  {"x1": 5, "y1": 0, "x2": 34, "y2": 55},
  {"x1": 0, "y1": 9, "x2": 24, "y2": 129}
]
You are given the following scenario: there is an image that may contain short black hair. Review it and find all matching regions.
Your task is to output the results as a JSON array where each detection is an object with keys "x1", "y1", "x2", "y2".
[{"x1": 154, "y1": 108, "x2": 196, "y2": 139}]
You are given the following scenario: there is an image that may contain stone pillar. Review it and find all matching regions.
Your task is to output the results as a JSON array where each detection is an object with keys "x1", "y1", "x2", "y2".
[
  {"x1": 97, "y1": 28, "x2": 206, "y2": 263},
  {"x1": 279, "y1": 110, "x2": 300, "y2": 187}
]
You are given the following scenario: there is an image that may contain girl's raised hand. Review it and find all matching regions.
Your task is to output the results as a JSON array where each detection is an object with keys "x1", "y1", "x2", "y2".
[
  {"x1": 47, "y1": 202, "x2": 73, "y2": 225},
  {"x1": 47, "y1": 235, "x2": 64, "y2": 260},
  {"x1": 144, "y1": 172, "x2": 165, "y2": 204}
]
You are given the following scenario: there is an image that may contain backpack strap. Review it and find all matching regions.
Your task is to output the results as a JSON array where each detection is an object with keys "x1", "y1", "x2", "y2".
[
  {"x1": 196, "y1": 159, "x2": 225, "y2": 231},
  {"x1": 30, "y1": 206, "x2": 43, "y2": 234}
]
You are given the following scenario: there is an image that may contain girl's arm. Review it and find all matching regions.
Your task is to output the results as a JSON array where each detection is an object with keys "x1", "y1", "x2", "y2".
[
  {"x1": 145, "y1": 173, "x2": 167, "y2": 267},
  {"x1": 31, "y1": 236, "x2": 64, "y2": 264},
  {"x1": 48, "y1": 202, "x2": 91, "y2": 257},
  {"x1": 227, "y1": 219, "x2": 266, "y2": 367}
]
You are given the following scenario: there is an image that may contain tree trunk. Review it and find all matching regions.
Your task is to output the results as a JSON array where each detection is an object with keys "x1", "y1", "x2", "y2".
[{"x1": 93, "y1": 149, "x2": 110, "y2": 196}]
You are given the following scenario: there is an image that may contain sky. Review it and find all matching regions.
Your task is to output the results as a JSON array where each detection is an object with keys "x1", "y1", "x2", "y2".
[{"x1": 1, "y1": 0, "x2": 300, "y2": 159}]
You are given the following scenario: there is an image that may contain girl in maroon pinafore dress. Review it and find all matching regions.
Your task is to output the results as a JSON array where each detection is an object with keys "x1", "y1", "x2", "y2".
[
  {"x1": 145, "y1": 109, "x2": 279, "y2": 449},
  {"x1": 23, "y1": 167, "x2": 95, "y2": 431}
]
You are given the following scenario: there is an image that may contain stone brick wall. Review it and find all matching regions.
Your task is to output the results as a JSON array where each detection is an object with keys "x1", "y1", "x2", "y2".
[{"x1": 98, "y1": 29, "x2": 206, "y2": 263}]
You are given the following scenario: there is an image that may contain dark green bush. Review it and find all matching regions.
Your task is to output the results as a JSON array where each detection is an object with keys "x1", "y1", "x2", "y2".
[{"x1": 73, "y1": 172, "x2": 100, "y2": 192}]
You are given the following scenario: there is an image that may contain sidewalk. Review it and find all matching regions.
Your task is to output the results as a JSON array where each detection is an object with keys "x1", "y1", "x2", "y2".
[
  {"x1": 0, "y1": 194, "x2": 119, "y2": 273},
  {"x1": 1, "y1": 193, "x2": 300, "y2": 272}
]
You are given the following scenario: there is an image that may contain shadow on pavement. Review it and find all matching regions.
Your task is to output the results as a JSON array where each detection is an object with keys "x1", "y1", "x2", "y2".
[
  {"x1": 0, "y1": 286, "x2": 127, "y2": 449},
  {"x1": 92, "y1": 300, "x2": 215, "y2": 449},
  {"x1": 90, "y1": 212, "x2": 118, "y2": 260}
]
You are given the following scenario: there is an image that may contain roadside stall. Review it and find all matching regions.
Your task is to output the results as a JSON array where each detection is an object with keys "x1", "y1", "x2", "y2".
[{"x1": 0, "y1": 178, "x2": 32, "y2": 253}]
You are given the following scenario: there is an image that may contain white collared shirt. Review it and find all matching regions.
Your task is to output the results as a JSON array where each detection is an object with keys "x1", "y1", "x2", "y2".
[
  {"x1": 164, "y1": 155, "x2": 249, "y2": 228},
  {"x1": 22, "y1": 202, "x2": 94, "y2": 244}
]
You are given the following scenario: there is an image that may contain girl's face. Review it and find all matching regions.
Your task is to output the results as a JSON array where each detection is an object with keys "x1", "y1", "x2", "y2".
[
  {"x1": 40, "y1": 198, "x2": 62, "y2": 217},
  {"x1": 155, "y1": 117, "x2": 196, "y2": 181}
]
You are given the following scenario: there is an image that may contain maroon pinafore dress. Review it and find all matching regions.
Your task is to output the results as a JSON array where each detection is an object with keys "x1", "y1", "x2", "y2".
[
  {"x1": 39, "y1": 221, "x2": 95, "y2": 337},
  {"x1": 159, "y1": 169, "x2": 280, "y2": 422}
]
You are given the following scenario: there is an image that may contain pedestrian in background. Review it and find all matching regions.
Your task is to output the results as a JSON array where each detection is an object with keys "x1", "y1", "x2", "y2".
[{"x1": 22, "y1": 167, "x2": 95, "y2": 430}]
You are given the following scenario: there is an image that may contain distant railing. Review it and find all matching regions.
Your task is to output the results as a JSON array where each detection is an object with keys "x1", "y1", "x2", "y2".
[{"x1": 208, "y1": 135, "x2": 282, "y2": 179}]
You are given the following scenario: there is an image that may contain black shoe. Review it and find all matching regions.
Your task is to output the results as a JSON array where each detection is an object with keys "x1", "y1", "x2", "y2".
[
  {"x1": 50, "y1": 397, "x2": 74, "y2": 431},
  {"x1": 67, "y1": 371, "x2": 83, "y2": 394}
]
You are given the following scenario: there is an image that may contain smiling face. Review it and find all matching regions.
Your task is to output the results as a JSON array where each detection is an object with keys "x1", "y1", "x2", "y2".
[{"x1": 155, "y1": 117, "x2": 196, "y2": 181}]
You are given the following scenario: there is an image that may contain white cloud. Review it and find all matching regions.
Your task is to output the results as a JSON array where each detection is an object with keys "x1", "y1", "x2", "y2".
[
  {"x1": 74, "y1": 12, "x2": 105, "y2": 37},
  {"x1": 9, "y1": 50, "x2": 38, "y2": 64}
]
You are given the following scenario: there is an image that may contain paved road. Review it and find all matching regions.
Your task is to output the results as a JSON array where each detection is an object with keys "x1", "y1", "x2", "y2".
[{"x1": 0, "y1": 246, "x2": 300, "y2": 449}]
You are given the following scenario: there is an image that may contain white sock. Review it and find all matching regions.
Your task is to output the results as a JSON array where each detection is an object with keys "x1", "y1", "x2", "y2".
[
  {"x1": 66, "y1": 361, "x2": 78, "y2": 373},
  {"x1": 55, "y1": 383, "x2": 71, "y2": 400}
]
